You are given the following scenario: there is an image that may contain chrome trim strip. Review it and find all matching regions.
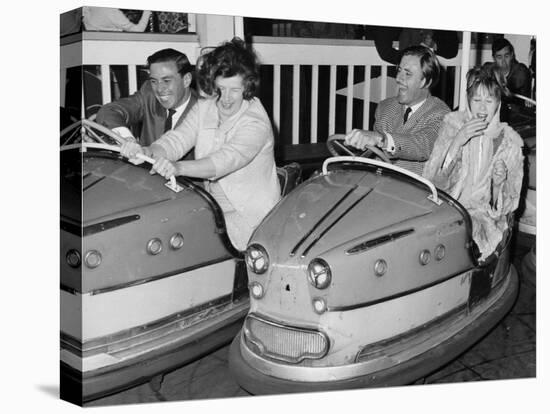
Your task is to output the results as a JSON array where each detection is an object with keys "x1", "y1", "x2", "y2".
[
  {"x1": 60, "y1": 218, "x2": 82, "y2": 237},
  {"x1": 346, "y1": 228, "x2": 415, "y2": 255},
  {"x1": 301, "y1": 188, "x2": 373, "y2": 257},
  {"x1": 83, "y1": 175, "x2": 106, "y2": 191},
  {"x1": 61, "y1": 293, "x2": 236, "y2": 356},
  {"x1": 60, "y1": 256, "x2": 234, "y2": 295},
  {"x1": 355, "y1": 303, "x2": 468, "y2": 362},
  {"x1": 328, "y1": 268, "x2": 472, "y2": 312},
  {"x1": 290, "y1": 185, "x2": 357, "y2": 257},
  {"x1": 83, "y1": 214, "x2": 140, "y2": 236}
]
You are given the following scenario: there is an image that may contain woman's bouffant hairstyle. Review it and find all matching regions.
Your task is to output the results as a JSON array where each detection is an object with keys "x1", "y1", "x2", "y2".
[
  {"x1": 197, "y1": 37, "x2": 260, "y2": 100},
  {"x1": 466, "y1": 65, "x2": 505, "y2": 103}
]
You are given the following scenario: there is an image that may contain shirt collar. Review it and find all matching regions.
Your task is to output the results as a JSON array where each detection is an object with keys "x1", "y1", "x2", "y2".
[
  {"x1": 170, "y1": 95, "x2": 191, "y2": 123},
  {"x1": 407, "y1": 98, "x2": 427, "y2": 115}
]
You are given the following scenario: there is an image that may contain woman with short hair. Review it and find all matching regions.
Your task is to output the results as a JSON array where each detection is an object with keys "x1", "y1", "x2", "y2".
[{"x1": 423, "y1": 65, "x2": 524, "y2": 260}]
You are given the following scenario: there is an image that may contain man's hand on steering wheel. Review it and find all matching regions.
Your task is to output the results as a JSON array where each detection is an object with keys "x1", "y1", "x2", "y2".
[
  {"x1": 326, "y1": 132, "x2": 391, "y2": 164},
  {"x1": 344, "y1": 129, "x2": 385, "y2": 151}
]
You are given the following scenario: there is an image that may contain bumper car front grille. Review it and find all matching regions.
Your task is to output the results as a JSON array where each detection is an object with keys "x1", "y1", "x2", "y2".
[{"x1": 243, "y1": 314, "x2": 328, "y2": 363}]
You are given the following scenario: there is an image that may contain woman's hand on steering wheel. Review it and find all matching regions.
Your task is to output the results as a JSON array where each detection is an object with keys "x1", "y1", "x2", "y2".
[
  {"x1": 120, "y1": 141, "x2": 148, "y2": 165},
  {"x1": 151, "y1": 158, "x2": 178, "y2": 180}
]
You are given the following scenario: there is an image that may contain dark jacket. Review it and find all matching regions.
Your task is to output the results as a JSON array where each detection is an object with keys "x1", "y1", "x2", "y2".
[{"x1": 96, "y1": 81, "x2": 198, "y2": 147}]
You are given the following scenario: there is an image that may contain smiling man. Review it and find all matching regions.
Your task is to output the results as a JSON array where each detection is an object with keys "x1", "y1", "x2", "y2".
[
  {"x1": 96, "y1": 48, "x2": 197, "y2": 147},
  {"x1": 345, "y1": 45, "x2": 449, "y2": 175}
]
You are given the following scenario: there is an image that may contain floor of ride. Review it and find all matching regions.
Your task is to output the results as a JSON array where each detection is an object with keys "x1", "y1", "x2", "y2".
[{"x1": 85, "y1": 232, "x2": 536, "y2": 406}]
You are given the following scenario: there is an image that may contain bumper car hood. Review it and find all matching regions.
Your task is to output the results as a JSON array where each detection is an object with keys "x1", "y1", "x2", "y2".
[{"x1": 251, "y1": 170, "x2": 438, "y2": 261}]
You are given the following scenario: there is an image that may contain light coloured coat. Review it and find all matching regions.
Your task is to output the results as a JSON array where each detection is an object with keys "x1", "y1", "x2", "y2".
[
  {"x1": 152, "y1": 97, "x2": 281, "y2": 250},
  {"x1": 423, "y1": 111, "x2": 524, "y2": 260}
]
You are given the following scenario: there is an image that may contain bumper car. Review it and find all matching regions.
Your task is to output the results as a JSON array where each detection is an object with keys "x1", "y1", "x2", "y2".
[
  {"x1": 511, "y1": 97, "x2": 536, "y2": 237},
  {"x1": 60, "y1": 120, "x2": 252, "y2": 403},
  {"x1": 229, "y1": 136, "x2": 519, "y2": 395},
  {"x1": 508, "y1": 97, "x2": 536, "y2": 279}
]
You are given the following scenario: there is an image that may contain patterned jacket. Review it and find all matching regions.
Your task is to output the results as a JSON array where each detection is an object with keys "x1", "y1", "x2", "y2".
[{"x1": 374, "y1": 95, "x2": 450, "y2": 175}]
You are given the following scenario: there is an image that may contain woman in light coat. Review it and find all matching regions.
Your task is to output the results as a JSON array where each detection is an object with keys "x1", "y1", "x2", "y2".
[{"x1": 423, "y1": 66, "x2": 523, "y2": 260}]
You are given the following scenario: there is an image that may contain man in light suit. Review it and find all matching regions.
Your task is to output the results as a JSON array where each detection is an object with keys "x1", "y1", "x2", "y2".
[
  {"x1": 96, "y1": 48, "x2": 197, "y2": 148},
  {"x1": 345, "y1": 45, "x2": 450, "y2": 175}
]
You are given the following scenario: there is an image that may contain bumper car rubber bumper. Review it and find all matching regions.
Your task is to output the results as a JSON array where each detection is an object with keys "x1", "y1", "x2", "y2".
[{"x1": 229, "y1": 266, "x2": 519, "y2": 395}]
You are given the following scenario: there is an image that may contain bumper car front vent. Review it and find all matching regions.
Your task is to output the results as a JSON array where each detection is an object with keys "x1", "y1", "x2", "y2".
[{"x1": 243, "y1": 314, "x2": 328, "y2": 363}]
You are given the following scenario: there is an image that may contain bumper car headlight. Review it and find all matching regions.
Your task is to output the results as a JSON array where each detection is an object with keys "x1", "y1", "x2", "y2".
[
  {"x1": 312, "y1": 297, "x2": 327, "y2": 314},
  {"x1": 249, "y1": 281, "x2": 265, "y2": 299},
  {"x1": 435, "y1": 244, "x2": 446, "y2": 261},
  {"x1": 245, "y1": 244, "x2": 269, "y2": 274},
  {"x1": 307, "y1": 258, "x2": 332, "y2": 289},
  {"x1": 419, "y1": 249, "x2": 431, "y2": 265},
  {"x1": 84, "y1": 250, "x2": 102, "y2": 269},
  {"x1": 66, "y1": 249, "x2": 81, "y2": 268},
  {"x1": 169, "y1": 232, "x2": 184, "y2": 250},
  {"x1": 147, "y1": 238, "x2": 163, "y2": 255},
  {"x1": 374, "y1": 259, "x2": 388, "y2": 277}
]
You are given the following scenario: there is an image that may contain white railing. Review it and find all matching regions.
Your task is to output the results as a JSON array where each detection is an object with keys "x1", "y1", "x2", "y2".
[
  {"x1": 60, "y1": 32, "x2": 493, "y2": 146},
  {"x1": 252, "y1": 36, "x2": 493, "y2": 144},
  {"x1": 60, "y1": 31, "x2": 201, "y2": 109}
]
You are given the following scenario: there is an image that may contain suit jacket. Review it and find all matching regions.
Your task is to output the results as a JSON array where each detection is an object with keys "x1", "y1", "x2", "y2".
[
  {"x1": 96, "y1": 81, "x2": 198, "y2": 147},
  {"x1": 374, "y1": 95, "x2": 450, "y2": 175}
]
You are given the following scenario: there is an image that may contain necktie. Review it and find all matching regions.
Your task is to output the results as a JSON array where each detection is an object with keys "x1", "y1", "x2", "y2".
[
  {"x1": 403, "y1": 107, "x2": 412, "y2": 124},
  {"x1": 164, "y1": 109, "x2": 176, "y2": 132}
]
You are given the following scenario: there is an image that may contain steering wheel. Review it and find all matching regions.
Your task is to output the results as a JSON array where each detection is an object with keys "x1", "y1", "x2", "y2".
[
  {"x1": 326, "y1": 134, "x2": 391, "y2": 164},
  {"x1": 61, "y1": 119, "x2": 127, "y2": 147}
]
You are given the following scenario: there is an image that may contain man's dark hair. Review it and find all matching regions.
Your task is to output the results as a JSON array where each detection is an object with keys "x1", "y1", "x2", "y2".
[
  {"x1": 197, "y1": 37, "x2": 260, "y2": 100},
  {"x1": 400, "y1": 45, "x2": 441, "y2": 89},
  {"x1": 146, "y1": 48, "x2": 192, "y2": 77},
  {"x1": 492, "y1": 38, "x2": 514, "y2": 57}
]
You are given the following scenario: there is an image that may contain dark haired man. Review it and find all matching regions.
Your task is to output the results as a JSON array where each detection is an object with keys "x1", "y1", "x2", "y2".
[
  {"x1": 345, "y1": 45, "x2": 450, "y2": 175},
  {"x1": 491, "y1": 38, "x2": 532, "y2": 121},
  {"x1": 96, "y1": 48, "x2": 197, "y2": 146},
  {"x1": 492, "y1": 38, "x2": 531, "y2": 99}
]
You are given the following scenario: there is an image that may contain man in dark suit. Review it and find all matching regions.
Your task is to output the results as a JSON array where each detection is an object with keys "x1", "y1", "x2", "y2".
[
  {"x1": 345, "y1": 45, "x2": 450, "y2": 175},
  {"x1": 96, "y1": 48, "x2": 197, "y2": 147},
  {"x1": 490, "y1": 37, "x2": 532, "y2": 122}
]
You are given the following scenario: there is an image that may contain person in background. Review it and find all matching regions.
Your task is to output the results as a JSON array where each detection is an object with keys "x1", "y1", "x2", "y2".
[
  {"x1": 95, "y1": 48, "x2": 197, "y2": 147},
  {"x1": 491, "y1": 37, "x2": 532, "y2": 120},
  {"x1": 492, "y1": 38, "x2": 532, "y2": 99},
  {"x1": 150, "y1": 11, "x2": 189, "y2": 33},
  {"x1": 83, "y1": 6, "x2": 151, "y2": 32},
  {"x1": 120, "y1": 38, "x2": 281, "y2": 250},
  {"x1": 344, "y1": 45, "x2": 450, "y2": 175},
  {"x1": 423, "y1": 66, "x2": 523, "y2": 261},
  {"x1": 373, "y1": 26, "x2": 459, "y2": 65}
]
